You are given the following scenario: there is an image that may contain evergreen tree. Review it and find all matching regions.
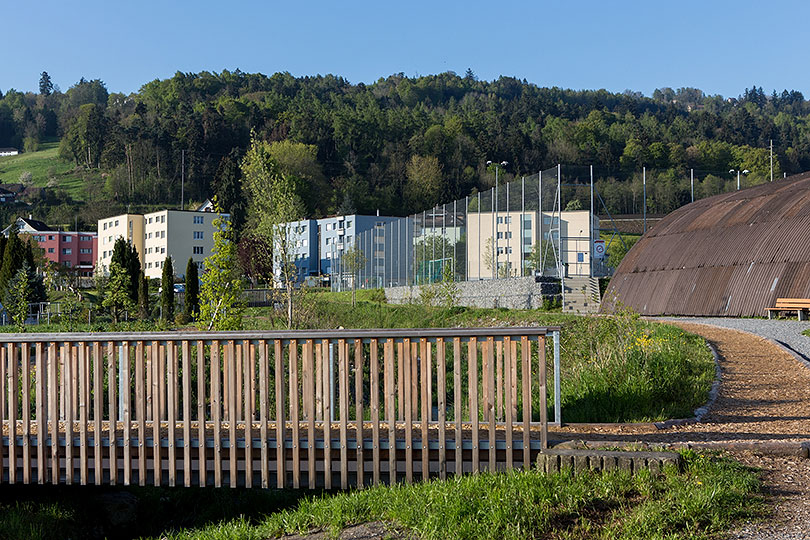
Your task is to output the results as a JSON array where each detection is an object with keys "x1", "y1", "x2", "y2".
[
  {"x1": 161, "y1": 256, "x2": 174, "y2": 321},
  {"x1": 103, "y1": 260, "x2": 134, "y2": 324},
  {"x1": 0, "y1": 228, "x2": 26, "y2": 297},
  {"x1": 138, "y1": 270, "x2": 149, "y2": 319},
  {"x1": 39, "y1": 72, "x2": 54, "y2": 96},
  {"x1": 184, "y1": 257, "x2": 199, "y2": 320},
  {"x1": 128, "y1": 243, "x2": 141, "y2": 305}
]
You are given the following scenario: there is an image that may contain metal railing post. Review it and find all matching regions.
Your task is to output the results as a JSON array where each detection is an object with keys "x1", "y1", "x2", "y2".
[{"x1": 553, "y1": 330, "x2": 561, "y2": 425}]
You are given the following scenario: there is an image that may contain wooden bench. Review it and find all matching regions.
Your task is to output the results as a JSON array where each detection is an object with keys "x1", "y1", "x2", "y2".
[{"x1": 766, "y1": 298, "x2": 810, "y2": 320}]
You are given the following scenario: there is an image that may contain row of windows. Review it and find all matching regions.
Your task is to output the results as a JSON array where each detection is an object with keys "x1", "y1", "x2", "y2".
[
  {"x1": 321, "y1": 220, "x2": 353, "y2": 232},
  {"x1": 147, "y1": 215, "x2": 166, "y2": 225},
  {"x1": 146, "y1": 247, "x2": 167, "y2": 255},
  {"x1": 102, "y1": 219, "x2": 120, "y2": 230},
  {"x1": 147, "y1": 230, "x2": 166, "y2": 239}
]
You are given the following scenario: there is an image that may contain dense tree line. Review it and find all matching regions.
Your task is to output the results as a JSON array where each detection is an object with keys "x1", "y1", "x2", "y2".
[{"x1": 2, "y1": 71, "x2": 810, "y2": 222}]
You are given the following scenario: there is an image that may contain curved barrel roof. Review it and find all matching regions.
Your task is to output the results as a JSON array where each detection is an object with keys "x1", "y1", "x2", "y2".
[{"x1": 602, "y1": 172, "x2": 810, "y2": 317}]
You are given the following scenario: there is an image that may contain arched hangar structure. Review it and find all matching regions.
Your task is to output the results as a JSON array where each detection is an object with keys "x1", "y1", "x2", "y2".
[{"x1": 602, "y1": 173, "x2": 810, "y2": 317}]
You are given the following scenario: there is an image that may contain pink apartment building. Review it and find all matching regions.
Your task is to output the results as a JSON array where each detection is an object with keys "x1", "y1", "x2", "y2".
[{"x1": 2, "y1": 217, "x2": 98, "y2": 276}]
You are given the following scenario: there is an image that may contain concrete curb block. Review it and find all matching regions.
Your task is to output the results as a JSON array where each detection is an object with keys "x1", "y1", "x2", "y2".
[
  {"x1": 537, "y1": 448, "x2": 682, "y2": 474},
  {"x1": 556, "y1": 440, "x2": 810, "y2": 459},
  {"x1": 654, "y1": 340, "x2": 722, "y2": 429}
]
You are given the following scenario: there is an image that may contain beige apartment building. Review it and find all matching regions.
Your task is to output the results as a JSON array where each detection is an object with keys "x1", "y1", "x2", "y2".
[
  {"x1": 97, "y1": 209, "x2": 223, "y2": 279},
  {"x1": 466, "y1": 210, "x2": 599, "y2": 279}
]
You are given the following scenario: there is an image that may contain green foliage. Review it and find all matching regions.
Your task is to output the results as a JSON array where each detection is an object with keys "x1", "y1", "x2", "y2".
[
  {"x1": 4, "y1": 262, "x2": 31, "y2": 330},
  {"x1": 184, "y1": 258, "x2": 199, "y2": 320},
  {"x1": 607, "y1": 235, "x2": 640, "y2": 268},
  {"x1": 342, "y1": 243, "x2": 367, "y2": 307},
  {"x1": 138, "y1": 271, "x2": 149, "y2": 319},
  {"x1": 0, "y1": 228, "x2": 25, "y2": 296},
  {"x1": 199, "y1": 213, "x2": 244, "y2": 330},
  {"x1": 160, "y1": 256, "x2": 174, "y2": 321},
  {"x1": 102, "y1": 260, "x2": 135, "y2": 323}
]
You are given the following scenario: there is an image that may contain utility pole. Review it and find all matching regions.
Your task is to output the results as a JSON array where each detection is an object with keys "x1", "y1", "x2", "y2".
[
  {"x1": 643, "y1": 166, "x2": 647, "y2": 234},
  {"x1": 181, "y1": 149, "x2": 185, "y2": 210}
]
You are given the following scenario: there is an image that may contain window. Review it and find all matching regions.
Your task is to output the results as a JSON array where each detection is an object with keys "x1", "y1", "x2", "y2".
[
  {"x1": 81, "y1": 236, "x2": 93, "y2": 242},
  {"x1": 497, "y1": 217, "x2": 503, "y2": 224},
  {"x1": 80, "y1": 261, "x2": 91, "y2": 266},
  {"x1": 161, "y1": 215, "x2": 165, "y2": 223},
  {"x1": 48, "y1": 248, "x2": 54, "y2": 254},
  {"x1": 325, "y1": 237, "x2": 331, "y2": 245},
  {"x1": 64, "y1": 261, "x2": 71, "y2": 268},
  {"x1": 148, "y1": 217, "x2": 153, "y2": 224},
  {"x1": 161, "y1": 247, "x2": 166, "y2": 254},
  {"x1": 48, "y1": 235, "x2": 54, "y2": 241},
  {"x1": 161, "y1": 230, "x2": 166, "y2": 239},
  {"x1": 62, "y1": 248, "x2": 72, "y2": 255},
  {"x1": 577, "y1": 253, "x2": 584, "y2": 263},
  {"x1": 80, "y1": 248, "x2": 91, "y2": 254},
  {"x1": 193, "y1": 215, "x2": 204, "y2": 224},
  {"x1": 193, "y1": 246, "x2": 203, "y2": 255},
  {"x1": 114, "y1": 220, "x2": 119, "y2": 227},
  {"x1": 505, "y1": 216, "x2": 512, "y2": 224},
  {"x1": 193, "y1": 231, "x2": 204, "y2": 240},
  {"x1": 148, "y1": 232, "x2": 152, "y2": 239},
  {"x1": 103, "y1": 223, "x2": 107, "y2": 230},
  {"x1": 346, "y1": 220, "x2": 352, "y2": 229},
  {"x1": 108, "y1": 236, "x2": 112, "y2": 243},
  {"x1": 63, "y1": 236, "x2": 72, "y2": 243}
]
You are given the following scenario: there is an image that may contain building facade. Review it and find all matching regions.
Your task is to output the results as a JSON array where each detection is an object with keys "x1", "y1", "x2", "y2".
[
  {"x1": 4, "y1": 217, "x2": 98, "y2": 276},
  {"x1": 97, "y1": 209, "x2": 223, "y2": 279},
  {"x1": 466, "y1": 210, "x2": 599, "y2": 279}
]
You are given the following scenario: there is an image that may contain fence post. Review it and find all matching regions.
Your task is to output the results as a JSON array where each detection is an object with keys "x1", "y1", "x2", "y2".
[{"x1": 553, "y1": 330, "x2": 561, "y2": 425}]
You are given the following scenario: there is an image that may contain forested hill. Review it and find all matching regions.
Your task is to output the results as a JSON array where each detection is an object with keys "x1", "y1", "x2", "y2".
[{"x1": 1, "y1": 70, "x2": 808, "y2": 229}]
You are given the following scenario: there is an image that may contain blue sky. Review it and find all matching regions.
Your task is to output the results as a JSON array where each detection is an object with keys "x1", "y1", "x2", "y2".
[{"x1": 3, "y1": 0, "x2": 808, "y2": 98}]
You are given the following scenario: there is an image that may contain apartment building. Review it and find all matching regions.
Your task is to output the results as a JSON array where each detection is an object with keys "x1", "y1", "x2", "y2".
[
  {"x1": 3, "y1": 216, "x2": 98, "y2": 275},
  {"x1": 97, "y1": 209, "x2": 224, "y2": 279},
  {"x1": 466, "y1": 210, "x2": 599, "y2": 279}
]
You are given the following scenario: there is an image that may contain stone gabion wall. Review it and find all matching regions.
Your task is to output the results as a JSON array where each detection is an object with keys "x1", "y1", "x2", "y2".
[{"x1": 385, "y1": 276, "x2": 560, "y2": 310}]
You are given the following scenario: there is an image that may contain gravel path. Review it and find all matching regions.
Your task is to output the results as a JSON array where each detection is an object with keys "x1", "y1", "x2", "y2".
[{"x1": 553, "y1": 319, "x2": 810, "y2": 540}]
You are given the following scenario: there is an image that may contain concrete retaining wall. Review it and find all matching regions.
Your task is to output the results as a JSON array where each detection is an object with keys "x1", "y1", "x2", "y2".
[
  {"x1": 385, "y1": 276, "x2": 560, "y2": 310},
  {"x1": 537, "y1": 449, "x2": 682, "y2": 475}
]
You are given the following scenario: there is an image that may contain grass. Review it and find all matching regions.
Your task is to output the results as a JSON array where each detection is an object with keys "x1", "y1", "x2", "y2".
[
  {"x1": 245, "y1": 292, "x2": 715, "y2": 423},
  {"x1": 0, "y1": 141, "x2": 96, "y2": 201},
  {"x1": 139, "y1": 450, "x2": 761, "y2": 540}
]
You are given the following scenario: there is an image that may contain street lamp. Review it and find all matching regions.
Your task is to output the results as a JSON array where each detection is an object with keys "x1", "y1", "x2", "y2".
[
  {"x1": 729, "y1": 169, "x2": 750, "y2": 190},
  {"x1": 486, "y1": 160, "x2": 508, "y2": 278}
]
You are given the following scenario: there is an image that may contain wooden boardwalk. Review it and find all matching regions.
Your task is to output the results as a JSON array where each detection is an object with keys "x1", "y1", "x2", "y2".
[{"x1": 0, "y1": 327, "x2": 559, "y2": 488}]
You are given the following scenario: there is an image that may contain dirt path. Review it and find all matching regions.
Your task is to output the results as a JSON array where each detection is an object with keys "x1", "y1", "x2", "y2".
[{"x1": 552, "y1": 322, "x2": 810, "y2": 539}]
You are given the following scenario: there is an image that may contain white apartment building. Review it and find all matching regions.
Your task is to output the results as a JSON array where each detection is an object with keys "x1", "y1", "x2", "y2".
[{"x1": 97, "y1": 209, "x2": 225, "y2": 279}]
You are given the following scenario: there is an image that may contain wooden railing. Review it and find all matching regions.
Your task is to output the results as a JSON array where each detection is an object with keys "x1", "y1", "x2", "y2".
[{"x1": 0, "y1": 327, "x2": 560, "y2": 488}]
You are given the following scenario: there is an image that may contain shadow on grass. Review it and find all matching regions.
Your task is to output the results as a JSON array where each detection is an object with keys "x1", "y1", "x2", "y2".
[{"x1": 0, "y1": 483, "x2": 316, "y2": 540}]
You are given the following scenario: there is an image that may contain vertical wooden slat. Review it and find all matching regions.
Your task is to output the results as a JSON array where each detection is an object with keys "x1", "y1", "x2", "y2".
[
  {"x1": 504, "y1": 337, "x2": 513, "y2": 471},
  {"x1": 354, "y1": 338, "x2": 364, "y2": 489},
  {"x1": 212, "y1": 341, "x2": 222, "y2": 487},
  {"x1": 321, "y1": 339, "x2": 331, "y2": 490},
  {"x1": 305, "y1": 340, "x2": 315, "y2": 489},
  {"x1": 243, "y1": 340, "x2": 253, "y2": 489},
  {"x1": 106, "y1": 342, "x2": 117, "y2": 486},
  {"x1": 479, "y1": 340, "x2": 486, "y2": 425},
  {"x1": 259, "y1": 340, "x2": 269, "y2": 488},
  {"x1": 521, "y1": 337, "x2": 531, "y2": 469},
  {"x1": 410, "y1": 342, "x2": 418, "y2": 421},
  {"x1": 453, "y1": 338, "x2": 462, "y2": 475},
  {"x1": 538, "y1": 336, "x2": 548, "y2": 450},
  {"x1": 72, "y1": 345, "x2": 79, "y2": 427},
  {"x1": 315, "y1": 342, "x2": 323, "y2": 422},
  {"x1": 437, "y1": 338, "x2": 446, "y2": 480},
  {"x1": 420, "y1": 338, "x2": 429, "y2": 481},
  {"x1": 403, "y1": 339, "x2": 413, "y2": 484},
  {"x1": 145, "y1": 344, "x2": 152, "y2": 422},
  {"x1": 79, "y1": 344, "x2": 88, "y2": 485},
  {"x1": 48, "y1": 343, "x2": 58, "y2": 484},
  {"x1": 370, "y1": 338, "x2": 380, "y2": 486},
  {"x1": 487, "y1": 337, "x2": 496, "y2": 473},
  {"x1": 167, "y1": 341, "x2": 177, "y2": 487},
  {"x1": 396, "y1": 341, "x2": 404, "y2": 422},
  {"x1": 196, "y1": 340, "x2": 206, "y2": 487},
  {"x1": 495, "y1": 341, "x2": 504, "y2": 421},
  {"x1": 63, "y1": 343, "x2": 73, "y2": 485},
  {"x1": 122, "y1": 343, "x2": 132, "y2": 485},
  {"x1": 289, "y1": 340, "x2": 300, "y2": 489},
  {"x1": 227, "y1": 341, "x2": 237, "y2": 488},
  {"x1": 510, "y1": 340, "x2": 518, "y2": 421},
  {"x1": 22, "y1": 343, "x2": 31, "y2": 484},
  {"x1": 159, "y1": 344, "x2": 166, "y2": 421},
  {"x1": 136, "y1": 342, "x2": 146, "y2": 486},
  {"x1": 92, "y1": 343, "x2": 102, "y2": 485},
  {"x1": 36, "y1": 343, "x2": 45, "y2": 485},
  {"x1": 468, "y1": 338, "x2": 479, "y2": 473},
  {"x1": 274, "y1": 339, "x2": 286, "y2": 489},
  {"x1": 384, "y1": 339, "x2": 396, "y2": 485},
  {"x1": 236, "y1": 343, "x2": 243, "y2": 422},
  {"x1": 152, "y1": 342, "x2": 161, "y2": 487},
  {"x1": 338, "y1": 339, "x2": 348, "y2": 489},
  {"x1": 182, "y1": 341, "x2": 191, "y2": 488},
  {"x1": 8, "y1": 343, "x2": 18, "y2": 484}
]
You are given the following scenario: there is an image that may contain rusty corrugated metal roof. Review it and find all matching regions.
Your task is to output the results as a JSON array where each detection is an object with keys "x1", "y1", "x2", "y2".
[{"x1": 602, "y1": 172, "x2": 810, "y2": 317}]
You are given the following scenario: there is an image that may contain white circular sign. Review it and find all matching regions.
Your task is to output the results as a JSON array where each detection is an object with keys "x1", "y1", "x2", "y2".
[{"x1": 594, "y1": 243, "x2": 605, "y2": 256}]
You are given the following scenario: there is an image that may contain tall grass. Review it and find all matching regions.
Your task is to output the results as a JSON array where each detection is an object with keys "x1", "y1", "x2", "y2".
[{"x1": 152, "y1": 450, "x2": 761, "y2": 540}]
